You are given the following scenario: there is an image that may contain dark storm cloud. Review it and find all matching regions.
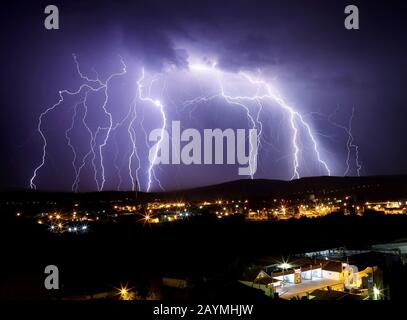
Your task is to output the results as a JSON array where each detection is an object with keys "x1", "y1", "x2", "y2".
[{"x1": 216, "y1": 34, "x2": 279, "y2": 70}]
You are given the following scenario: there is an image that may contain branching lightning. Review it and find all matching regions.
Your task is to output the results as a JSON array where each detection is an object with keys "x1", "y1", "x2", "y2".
[
  {"x1": 65, "y1": 100, "x2": 83, "y2": 191},
  {"x1": 30, "y1": 84, "x2": 92, "y2": 190},
  {"x1": 127, "y1": 98, "x2": 142, "y2": 192},
  {"x1": 30, "y1": 56, "x2": 342, "y2": 192},
  {"x1": 30, "y1": 54, "x2": 127, "y2": 191},
  {"x1": 327, "y1": 105, "x2": 362, "y2": 176},
  {"x1": 181, "y1": 64, "x2": 331, "y2": 180},
  {"x1": 136, "y1": 68, "x2": 166, "y2": 192}
]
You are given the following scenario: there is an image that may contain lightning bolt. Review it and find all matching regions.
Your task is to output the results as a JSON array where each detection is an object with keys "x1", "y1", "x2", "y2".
[
  {"x1": 182, "y1": 64, "x2": 330, "y2": 180},
  {"x1": 349, "y1": 107, "x2": 362, "y2": 176},
  {"x1": 111, "y1": 98, "x2": 136, "y2": 191},
  {"x1": 97, "y1": 56, "x2": 127, "y2": 191},
  {"x1": 112, "y1": 132, "x2": 123, "y2": 191},
  {"x1": 327, "y1": 105, "x2": 362, "y2": 176},
  {"x1": 30, "y1": 54, "x2": 127, "y2": 191},
  {"x1": 178, "y1": 69, "x2": 260, "y2": 178},
  {"x1": 74, "y1": 91, "x2": 98, "y2": 192},
  {"x1": 127, "y1": 98, "x2": 142, "y2": 192},
  {"x1": 31, "y1": 56, "x2": 335, "y2": 192},
  {"x1": 218, "y1": 79, "x2": 259, "y2": 179},
  {"x1": 30, "y1": 84, "x2": 93, "y2": 190},
  {"x1": 64, "y1": 100, "x2": 83, "y2": 191},
  {"x1": 136, "y1": 68, "x2": 166, "y2": 192},
  {"x1": 240, "y1": 72, "x2": 330, "y2": 178}
]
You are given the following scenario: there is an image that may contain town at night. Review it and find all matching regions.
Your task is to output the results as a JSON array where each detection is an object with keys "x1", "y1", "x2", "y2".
[{"x1": 0, "y1": 0, "x2": 406, "y2": 318}]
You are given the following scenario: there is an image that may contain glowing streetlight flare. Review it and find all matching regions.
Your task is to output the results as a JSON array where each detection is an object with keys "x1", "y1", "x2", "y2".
[
  {"x1": 279, "y1": 262, "x2": 291, "y2": 270},
  {"x1": 115, "y1": 283, "x2": 134, "y2": 300}
]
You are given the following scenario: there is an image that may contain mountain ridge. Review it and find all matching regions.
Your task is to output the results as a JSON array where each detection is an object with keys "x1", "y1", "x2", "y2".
[{"x1": 2, "y1": 175, "x2": 407, "y2": 202}]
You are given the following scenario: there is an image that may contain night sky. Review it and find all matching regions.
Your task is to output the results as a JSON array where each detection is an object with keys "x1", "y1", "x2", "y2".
[{"x1": 0, "y1": 0, "x2": 406, "y2": 192}]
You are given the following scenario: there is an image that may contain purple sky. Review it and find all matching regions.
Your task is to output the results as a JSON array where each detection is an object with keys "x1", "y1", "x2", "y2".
[{"x1": 0, "y1": 0, "x2": 406, "y2": 192}]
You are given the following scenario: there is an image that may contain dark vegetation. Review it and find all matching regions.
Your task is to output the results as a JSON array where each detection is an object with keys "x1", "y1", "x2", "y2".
[{"x1": 1, "y1": 210, "x2": 407, "y2": 300}]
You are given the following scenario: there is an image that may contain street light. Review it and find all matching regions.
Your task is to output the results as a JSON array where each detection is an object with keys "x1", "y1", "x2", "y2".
[
  {"x1": 116, "y1": 283, "x2": 134, "y2": 300},
  {"x1": 278, "y1": 260, "x2": 291, "y2": 287},
  {"x1": 279, "y1": 262, "x2": 291, "y2": 270},
  {"x1": 373, "y1": 286, "x2": 381, "y2": 300}
]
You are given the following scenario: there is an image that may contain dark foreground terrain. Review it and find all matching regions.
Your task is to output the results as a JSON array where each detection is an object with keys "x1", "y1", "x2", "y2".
[{"x1": 1, "y1": 211, "x2": 407, "y2": 300}]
